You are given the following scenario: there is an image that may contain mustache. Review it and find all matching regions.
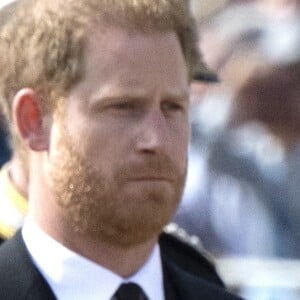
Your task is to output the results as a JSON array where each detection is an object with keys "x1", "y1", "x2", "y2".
[
  {"x1": 83, "y1": 154, "x2": 185, "y2": 182},
  {"x1": 114, "y1": 156, "x2": 186, "y2": 182}
]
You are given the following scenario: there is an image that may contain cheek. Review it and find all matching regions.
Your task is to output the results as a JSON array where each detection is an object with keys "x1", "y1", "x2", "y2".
[{"x1": 77, "y1": 122, "x2": 130, "y2": 166}]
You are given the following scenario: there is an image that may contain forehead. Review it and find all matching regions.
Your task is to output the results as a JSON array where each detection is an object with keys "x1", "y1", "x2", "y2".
[{"x1": 71, "y1": 25, "x2": 189, "y2": 99}]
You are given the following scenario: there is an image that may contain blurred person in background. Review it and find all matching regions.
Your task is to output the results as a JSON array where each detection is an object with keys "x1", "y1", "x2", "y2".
[
  {"x1": 229, "y1": 59, "x2": 300, "y2": 258},
  {"x1": 0, "y1": 0, "x2": 28, "y2": 244},
  {"x1": 174, "y1": 0, "x2": 272, "y2": 257},
  {"x1": 176, "y1": 0, "x2": 300, "y2": 258},
  {"x1": 175, "y1": 0, "x2": 300, "y2": 298},
  {"x1": 0, "y1": 110, "x2": 10, "y2": 166},
  {"x1": 216, "y1": 37, "x2": 300, "y2": 300}
]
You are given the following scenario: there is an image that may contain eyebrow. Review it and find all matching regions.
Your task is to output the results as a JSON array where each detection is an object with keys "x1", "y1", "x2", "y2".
[{"x1": 90, "y1": 90, "x2": 190, "y2": 106}]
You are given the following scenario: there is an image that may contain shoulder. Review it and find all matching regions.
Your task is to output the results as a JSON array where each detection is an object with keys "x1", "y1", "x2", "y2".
[
  {"x1": 159, "y1": 223, "x2": 224, "y2": 287},
  {"x1": 0, "y1": 231, "x2": 32, "y2": 296},
  {"x1": 0, "y1": 232, "x2": 27, "y2": 298},
  {"x1": 160, "y1": 224, "x2": 243, "y2": 300}
]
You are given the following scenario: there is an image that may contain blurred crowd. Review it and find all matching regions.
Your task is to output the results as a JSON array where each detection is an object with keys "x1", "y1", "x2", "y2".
[{"x1": 173, "y1": 0, "x2": 300, "y2": 298}]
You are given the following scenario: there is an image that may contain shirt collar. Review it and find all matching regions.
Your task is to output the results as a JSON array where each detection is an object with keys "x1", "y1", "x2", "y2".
[{"x1": 22, "y1": 218, "x2": 164, "y2": 300}]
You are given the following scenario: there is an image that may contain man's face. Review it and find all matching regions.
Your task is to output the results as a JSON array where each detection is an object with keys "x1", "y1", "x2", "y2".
[{"x1": 48, "y1": 26, "x2": 190, "y2": 247}]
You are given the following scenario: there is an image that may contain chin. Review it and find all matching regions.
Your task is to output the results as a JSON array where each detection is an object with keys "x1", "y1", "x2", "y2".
[{"x1": 82, "y1": 192, "x2": 179, "y2": 248}]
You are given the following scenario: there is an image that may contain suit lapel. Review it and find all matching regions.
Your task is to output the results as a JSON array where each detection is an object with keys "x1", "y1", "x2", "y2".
[
  {"x1": 161, "y1": 254, "x2": 241, "y2": 300},
  {"x1": 162, "y1": 255, "x2": 206, "y2": 300}
]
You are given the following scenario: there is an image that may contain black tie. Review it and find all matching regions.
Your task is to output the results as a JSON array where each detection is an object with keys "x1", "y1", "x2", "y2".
[{"x1": 112, "y1": 282, "x2": 149, "y2": 300}]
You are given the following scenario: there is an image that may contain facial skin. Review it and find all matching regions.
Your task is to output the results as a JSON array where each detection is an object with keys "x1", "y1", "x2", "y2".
[{"x1": 47, "y1": 26, "x2": 190, "y2": 248}]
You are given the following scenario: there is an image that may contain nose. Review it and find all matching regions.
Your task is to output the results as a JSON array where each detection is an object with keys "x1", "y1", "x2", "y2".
[{"x1": 135, "y1": 108, "x2": 168, "y2": 154}]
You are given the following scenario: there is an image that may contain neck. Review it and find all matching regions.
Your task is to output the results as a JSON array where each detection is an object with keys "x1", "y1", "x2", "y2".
[
  {"x1": 38, "y1": 216, "x2": 158, "y2": 277},
  {"x1": 31, "y1": 192, "x2": 158, "y2": 277},
  {"x1": 69, "y1": 232, "x2": 157, "y2": 278}
]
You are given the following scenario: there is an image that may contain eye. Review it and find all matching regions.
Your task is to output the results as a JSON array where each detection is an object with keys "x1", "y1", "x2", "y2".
[
  {"x1": 162, "y1": 100, "x2": 186, "y2": 113},
  {"x1": 112, "y1": 102, "x2": 135, "y2": 110},
  {"x1": 106, "y1": 100, "x2": 144, "y2": 117},
  {"x1": 166, "y1": 102, "x2": 183, "y2": 110}
]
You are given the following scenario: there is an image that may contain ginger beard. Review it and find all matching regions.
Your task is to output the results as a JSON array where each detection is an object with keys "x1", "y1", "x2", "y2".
[{"x1": 48, "y1": 119, "x2": 187, "y2": 247}]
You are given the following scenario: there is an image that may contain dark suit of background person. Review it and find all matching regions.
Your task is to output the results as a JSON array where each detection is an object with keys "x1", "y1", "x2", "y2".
[{"x1": 0, "y1": 116, "x2": 10, "y2": 166}]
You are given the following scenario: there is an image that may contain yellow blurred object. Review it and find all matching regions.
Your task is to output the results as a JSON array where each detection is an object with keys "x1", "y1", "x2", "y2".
[{"x1": 0, "y1": 165, "x2": 27, "y2": 239}]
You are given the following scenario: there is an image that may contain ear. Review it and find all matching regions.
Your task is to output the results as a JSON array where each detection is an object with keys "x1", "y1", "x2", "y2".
[{"x1": 13, "y1": 88, "x2": 50, "y2": 152}]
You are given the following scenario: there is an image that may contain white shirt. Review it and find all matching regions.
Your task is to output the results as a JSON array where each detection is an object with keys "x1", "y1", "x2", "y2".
[{"x1": 22, "y1": 218, "x2": 165, "y2": 300}]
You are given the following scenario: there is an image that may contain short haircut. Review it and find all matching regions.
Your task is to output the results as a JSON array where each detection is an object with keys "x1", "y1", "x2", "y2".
[{"x1": 0, "y1": 0, "x2": 206, "y2": 125}]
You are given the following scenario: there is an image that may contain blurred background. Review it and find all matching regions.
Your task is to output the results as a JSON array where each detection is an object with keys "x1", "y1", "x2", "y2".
[
  {"x1": 173, "y1": 0, "x2": 300, "y2": 299},
  {"x1": 0, "y1": 0, "x2": 300, "y2": 299}
]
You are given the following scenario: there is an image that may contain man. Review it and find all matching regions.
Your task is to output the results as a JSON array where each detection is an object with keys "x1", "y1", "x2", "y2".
[
  {"x1": 0, "y1": 0, "x2": 28, "y2": 243},
  {"x1": 0, "y1": 0, "x2": 241, "y2": 299},
  {"x1": 0, "y1": 0, "x2": 225, "y2": 287},
  {"x1": 228, "y1": 59, "x2": 300, "y2": 258}
]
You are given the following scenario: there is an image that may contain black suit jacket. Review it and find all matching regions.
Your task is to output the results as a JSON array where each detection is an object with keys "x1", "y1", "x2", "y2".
[{"x1": 0, "y1": 231, "x2": 242, "y2": 300}]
